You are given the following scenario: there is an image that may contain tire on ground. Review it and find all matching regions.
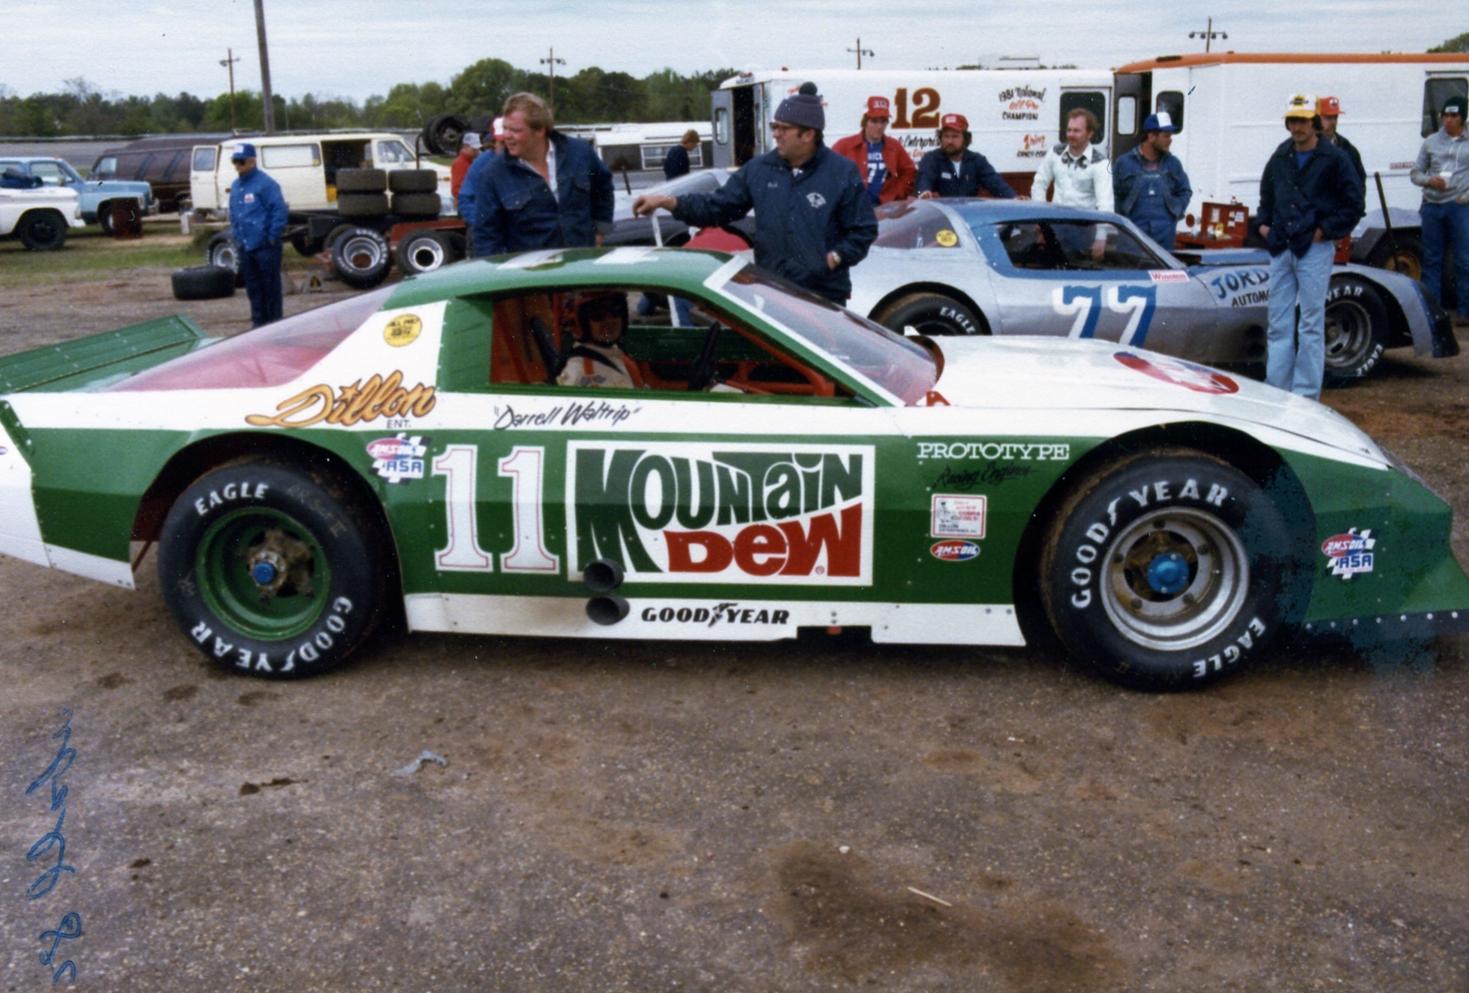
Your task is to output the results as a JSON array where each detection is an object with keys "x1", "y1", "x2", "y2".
[
  {"x1": 97, "y1": 201, "x2": 115, "y2": 235},
  {"x1": 171, "y1": 265, "x2": 236, "y2": 300},
  {"x1": 1323, "y1": 275, "x2": 1390, "y2": 385},
  {"x1": 395, "y1": 229, "x2": 460, "y2": 276},
  {"x1": 872, "y1": 292, "x2": 986, "y2": 336},
  {"x1": 331, "y1": 227, "x2": 392, "y2": 289},
  {"x1": 157, "y1": 462, "x2": 384, "y2": 679},
  {"x1": 1037, "y1": 448, "x2": 1304, "y2": 691},
  {"x1": 17, "y1": 210, "x2": 68, "y2": 251},
  {"x1": 421, "y1": 114, "x2": 469, "y2": 157},
  {"x1": 388, "y1": 169, "x2": 438, "y2": 194},
  {"x1": 337, "y1": 192, "x2": 390, "y2": 218},
  {"x1": 205, "y1": 231, "x2": 246, "y2": 287},
  {"x1": 391, "y1": 192, "x2": 441, "y2": 218},
  {"x1": 336, "y1": 168, "x2": 387, "y2": 193}
]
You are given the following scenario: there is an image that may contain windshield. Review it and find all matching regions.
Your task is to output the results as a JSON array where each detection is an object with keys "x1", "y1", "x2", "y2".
[{"x1": 716, "y1": 264, "x2": 937, "y2": 404}]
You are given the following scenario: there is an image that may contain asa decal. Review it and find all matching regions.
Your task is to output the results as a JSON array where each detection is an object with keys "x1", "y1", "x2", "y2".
[
  {"x1": 567, "y1": 442, "x2": 875, "y2": 585},
  {"x1": 1321, "y1": 527, "x2": 1376, "y2": 579}
]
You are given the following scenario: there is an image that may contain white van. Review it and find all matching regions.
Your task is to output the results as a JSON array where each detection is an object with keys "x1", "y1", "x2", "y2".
[{"x1": 189, "y1": 131, "x2": 452, "y2": 216}]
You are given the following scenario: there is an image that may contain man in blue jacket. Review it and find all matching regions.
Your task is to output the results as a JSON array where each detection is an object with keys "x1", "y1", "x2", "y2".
[
  {"x1": 632, "y1": 82, "x2": 877, "y2": 304},
  {"x1": 228, "y1": 143, "x2": 288, "y2": 327},
  {"x1": 470, "y1": 93, "x2": 613, "y2": 258},
  {"x1": 916, "y1": 113, "x2": 1016, "y2": 200},
  {"x1": 1113, "y1": 112, "x2": 1191, "y2": 249},
  {"x1": 1255, "y1": 93, "x2": 1364, "y2": 400}
]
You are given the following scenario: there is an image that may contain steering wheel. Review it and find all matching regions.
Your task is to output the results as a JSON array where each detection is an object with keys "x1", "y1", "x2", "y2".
[{"x1": 688, "y1": 321, "x2": 724, "y2": 391}]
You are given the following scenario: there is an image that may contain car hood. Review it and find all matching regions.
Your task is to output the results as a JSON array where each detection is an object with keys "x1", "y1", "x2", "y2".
[{"x1": 928, "y1": 335, "x2": 1385, "y2": 461}]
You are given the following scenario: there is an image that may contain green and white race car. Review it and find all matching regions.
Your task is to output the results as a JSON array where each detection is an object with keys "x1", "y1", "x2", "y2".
[{"x1": 1, "y1": 248, "x2": 1464, "y2": 690}]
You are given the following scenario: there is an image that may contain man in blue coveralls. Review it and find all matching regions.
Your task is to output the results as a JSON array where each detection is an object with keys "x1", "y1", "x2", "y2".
[
  {"x1": 228, "y1": 143, "x2": 288, "y2": 327},
  {"x1": 1113, "y1": 112, "x2": 1191, "y2": 249}
]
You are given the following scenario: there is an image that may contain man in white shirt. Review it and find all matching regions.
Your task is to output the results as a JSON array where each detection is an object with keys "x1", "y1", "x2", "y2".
[{"x1": 1031, "y1": 109, "x2": 1112, "y2": 260}]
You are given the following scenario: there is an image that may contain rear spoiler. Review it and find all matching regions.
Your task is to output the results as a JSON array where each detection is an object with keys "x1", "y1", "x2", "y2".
[{"x1": 0, "y1": 315, "x2": 213, "y2": 394}]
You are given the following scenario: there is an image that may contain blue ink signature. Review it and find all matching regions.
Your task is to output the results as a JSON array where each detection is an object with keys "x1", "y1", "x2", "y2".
[{"x1": 25, "y1": 708, "x2": 82, "y2": 985}]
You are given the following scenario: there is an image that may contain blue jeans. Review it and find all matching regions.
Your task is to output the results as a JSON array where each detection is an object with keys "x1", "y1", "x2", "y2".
[
  {"x1": 241, "y1": 243, "x2": 284, "y2": 327},
  {"x1": 1420, "y1": 199, "x2": 1468, "y2": 317},
  {"x1": 1266, "y1": 240, "x2": 1334, "y2": 400}
]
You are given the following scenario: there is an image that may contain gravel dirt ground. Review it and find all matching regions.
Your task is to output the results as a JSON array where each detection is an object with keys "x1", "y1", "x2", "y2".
[{"x1": 1, "y1": 235, "x2": 1466, "y2": 992}]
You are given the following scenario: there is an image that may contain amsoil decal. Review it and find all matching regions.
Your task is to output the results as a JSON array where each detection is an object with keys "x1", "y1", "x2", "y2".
[
  {"x1": 1322, "y1": 528, "x2": 1376, "y2": 579},
  {"x1": 568, "y1": 442, "x2": 874, "y2": 585},
  {"x1": 245, "y1": 372, "x2": 436, "y2": 428},
  {"x1": 367, "y1": 433, "x2": 428, "y2": 484},
  {"x1": 931, "y1": 494, "x2": 986, "y2": 538},
  {"x1": 930, "y1": 539, "x2": 980, "y2": 562},
  {"x1": 1114, "y1": 352, "x2": 1240, "y2": 395}
]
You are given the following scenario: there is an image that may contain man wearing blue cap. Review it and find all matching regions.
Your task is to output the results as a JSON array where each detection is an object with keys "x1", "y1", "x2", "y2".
[
  {"x1": 1113, "y1": 112, "x2": 1191, "y2": 249},
  {"x1": 632, "y1": 82, "x2": 876, "y2": 304},
  {"x1": 228, "y1": 143, "x2": 288, "y2": 326}
]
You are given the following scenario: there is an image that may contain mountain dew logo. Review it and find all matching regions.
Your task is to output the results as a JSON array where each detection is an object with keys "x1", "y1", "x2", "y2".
[{"x1": 568, "y1": 442, "x2": 875, "y2": 585}]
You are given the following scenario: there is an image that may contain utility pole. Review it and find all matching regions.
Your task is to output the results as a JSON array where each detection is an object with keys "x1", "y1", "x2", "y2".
[
  {"x1": 540, "y1": 48, "x2": 566, "y2": 109},
  {"x1": 219, "y1": 48, "x2": 239, "y2": 131},
  {"x1": 847, "y1": 37, "x2": 875, "y2": 70},
  {"x1": 1189, "y1": 17, "x2": 1228, "y2": 53},
  {"x1": 254, "y1": 0, "x2": 276, "y2": 133}
]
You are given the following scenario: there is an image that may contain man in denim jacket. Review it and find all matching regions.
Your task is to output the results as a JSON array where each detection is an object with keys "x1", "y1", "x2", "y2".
[
  {"x1": 227, "y1": 143, "x2": 288, "y2": 327},
  {"x1": 632, "y1": 82, "x2": 877, "y2": 304},
  {"x1": 1113, "y1": 112, "x2": 1191, "y2": 249},
  {"x1": 470, "y1": 93, "x2": 613, "y2": 258},
  {"x1": 1255, "y1": 93, "x2": 1364, "y2": 399}
]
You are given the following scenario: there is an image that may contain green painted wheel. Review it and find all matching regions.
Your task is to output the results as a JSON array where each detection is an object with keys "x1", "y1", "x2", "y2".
[
  {"x1": 195, "y1": 507, "x2": 331, "y2": 640},
  {"x1": 159, "y1": 462, "x2": 384, "y2": 679}
]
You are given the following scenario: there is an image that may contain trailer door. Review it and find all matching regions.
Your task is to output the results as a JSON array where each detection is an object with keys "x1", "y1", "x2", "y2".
[
  {"x1": 1112, "y1": 72, "x2": 1150, "y2": 159},
  {"x1": 710, "y1": 89, "x2": 734, "y2": 169}
]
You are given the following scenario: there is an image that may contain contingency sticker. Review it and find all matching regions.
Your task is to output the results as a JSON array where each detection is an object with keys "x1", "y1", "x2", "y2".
[
  {"x1": 930, "y1": 494, "x2": 987, "y2": 538},
  {"x1": 935, "y1": 229, "x2": 959, "y2": 248},
  {"x1": 1322, "y1": 528, "x2": 1376, "y2": 579},
  {"x1": 384, "y1": 314, "x2": 423, "y2": 347},
  {"x1": 1148, "y1": 270, "x2": 1190, "y2": 284},
  {"x1": 367, "y1": 433, "x2": 428, "y2": 484},
  {"x1": 1113, "y1": 352, "x2": 1239, "y2": 395}
]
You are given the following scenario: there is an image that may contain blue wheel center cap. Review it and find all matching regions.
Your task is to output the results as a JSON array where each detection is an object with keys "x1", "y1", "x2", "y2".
[
  {"x1": 251, "y1": 561, "x2": 279, "y2": 586},
  {"x1": 1146, "y1": 552, "x2": 1190, "y2": 595}
]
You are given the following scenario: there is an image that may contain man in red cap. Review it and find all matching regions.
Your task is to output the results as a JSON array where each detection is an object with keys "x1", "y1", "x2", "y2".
[
  {"x1": 916, "y1": 112, "x2": 1016, "y2": 199},
  {"x1": 1316, "y1": 96, "x2": 1365, "y2": 197},
  {"x1": 832, "y1": 95, "x2": 916, "y2": 204}
]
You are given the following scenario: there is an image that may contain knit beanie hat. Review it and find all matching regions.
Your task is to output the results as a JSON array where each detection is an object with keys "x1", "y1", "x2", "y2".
[{"x1": 774, "y1": 82, "x2": 825, "y2": 131}]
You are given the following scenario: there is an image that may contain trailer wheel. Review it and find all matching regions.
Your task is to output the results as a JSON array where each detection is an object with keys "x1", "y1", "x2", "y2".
[
  {"x1": 17, "y1": 210, "x2": 68, "y2": 251},
  {"x1": 388, "y1": 169, "x2": 439, "y2": 194},
  {"x1": 171, "y1": 265, "x2": 236, "y2": 300},
  {"x1": 331, "y1": 227, "x2": 392, "y2": 289},
  {"x1": 395, "y1": 230, "x2": 460, "y2": 276},
  {"x1": 1366, "y1": 232, "x2": 1423, "y2": 282},
  {"x1": 421, "y1": 114, "x2": 469, "y2": 157},
  {"x1": 336, "y1": 168, "x2": 387, "y2": 193},
  {"x1": 1324, "y1": 276, "x2": 1389, "y2": 385},
  {"x1": 390, "y1": 192, "x2": 441, "y2": 219},
  {"x1": 205, "y1": 231, "x2": 246, "y2": 287}
]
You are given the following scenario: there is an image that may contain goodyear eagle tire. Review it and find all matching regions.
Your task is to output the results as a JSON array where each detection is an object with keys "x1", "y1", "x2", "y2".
[
  {"x1": 1038, "y1": 449, "x2": 1300, "y2": 691},
  {"x1": 331, "y1": 227, "x2": 392, "y2": 289},
  {"x1": 1324, "y1": 276, "x2": 1390, "y2": 385},
  {"x1": 17, "y1": 210, "x2": 68, "y2": 251},
  {"x1": 395, "y1": 229, "x2": 459, "y2": 276},
  {"x1": 158, "y1": 463, "x2": 384, "y2": 679},
  {"x1": 205, "y1": 231, "x2": 246, "y2": 287},
  {"x1": 872, "y1": 292, "x2": 986, "y2": 336},
  {"x1": 388, "y1": 169, "x2": 438, "y2": 194},
  {"x1": 336, "y1": 168, "x2": 387, "y2": 193},
  {"x1": 171, "y1": 264, "x2": 236, "y2": 300}
]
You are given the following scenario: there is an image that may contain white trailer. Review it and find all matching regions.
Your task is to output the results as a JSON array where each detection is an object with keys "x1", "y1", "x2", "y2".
[
  {"x1": 1112, "y1": 52, "x2": 1469, "y2": 274},
  {"x1": 711, "y1": 67, "x2": 1114, "y2": 191}
]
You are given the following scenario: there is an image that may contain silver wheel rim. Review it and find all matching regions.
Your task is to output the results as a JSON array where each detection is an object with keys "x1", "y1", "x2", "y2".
[
  {"x1": 211, "y1": 243, "x2": 237, "y2": 271},
  {"x1": 1099, "y1": 506, "x2": 1248, "y2": 651},
  {"x1": 341, "y1": 235, "x2": 386, "y2": 272},
  {"x1": 1324, "y1": 298, "x2": 1371, "y2": 371},
  {"x1": 405, "y1": 236, "x2": 445, "y2": 272}
]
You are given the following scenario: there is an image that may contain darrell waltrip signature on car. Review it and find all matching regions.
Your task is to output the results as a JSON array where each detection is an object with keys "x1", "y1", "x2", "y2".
[{"x1": 24, "y1": 707, "x2": 84, "y2": 985}]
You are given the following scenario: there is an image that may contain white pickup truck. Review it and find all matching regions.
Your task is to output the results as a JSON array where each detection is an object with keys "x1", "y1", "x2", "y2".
[{"x1": 0, "y1": 185, "x2": 85, "y2": 250}]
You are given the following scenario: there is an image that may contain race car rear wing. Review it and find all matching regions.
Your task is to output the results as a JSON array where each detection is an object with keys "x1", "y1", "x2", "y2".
[{"x1": 0, "y1": 315, "x2": 213, "y2": 395}]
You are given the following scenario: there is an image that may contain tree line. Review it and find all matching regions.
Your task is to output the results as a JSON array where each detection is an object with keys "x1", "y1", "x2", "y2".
[{"x1": 0, "y1": 59, "x2": 736, "y2": 137}]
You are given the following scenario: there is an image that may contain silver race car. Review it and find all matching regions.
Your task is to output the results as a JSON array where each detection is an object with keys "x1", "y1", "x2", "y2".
[{"x1": 848, "y1": 199, "x2": 1456, "y2": 384}]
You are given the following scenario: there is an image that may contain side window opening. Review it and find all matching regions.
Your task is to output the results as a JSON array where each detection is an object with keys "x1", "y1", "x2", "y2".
[
  {"x1": 1424, "y1": 77, "x2": 1468, "y2": 137},
  {"x1": 1155, "y1": 91, "x2": 1184, "y2": 132}
]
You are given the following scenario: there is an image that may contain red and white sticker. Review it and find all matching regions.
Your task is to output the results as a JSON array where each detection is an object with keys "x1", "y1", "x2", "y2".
[
  {"x1": 1148, "y1": 270, "x2": 1190, "y2": 284},
  {"x1": 930, "y1": 494, "x2": 987, "y2": 538},
  {"x1": 1114, "y1": 352, "x2": 1239, "y2": 395},
  {"x1": 930, "y1": 539, "x2": 980, "y2": 562},
  {"x1": 1321, "y1": 527, "x2": 1376, "y2": 579}
]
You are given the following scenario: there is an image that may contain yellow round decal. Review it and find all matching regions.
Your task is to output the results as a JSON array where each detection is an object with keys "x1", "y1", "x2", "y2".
[
  {"x1": 935, "y1": 229, "x2": 959, "y2": 248},
  {"x1": 384, "y1": 314, "x2": 422, "y2": 347}
]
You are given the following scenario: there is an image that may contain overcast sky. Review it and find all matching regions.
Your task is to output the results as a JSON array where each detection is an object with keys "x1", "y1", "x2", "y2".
[{"x1": 1, "y1": 0, "x2": 1456, "y2": 102}]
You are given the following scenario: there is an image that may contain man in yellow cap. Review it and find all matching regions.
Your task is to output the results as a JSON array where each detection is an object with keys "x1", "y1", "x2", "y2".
[{"x1": 1255, "y1": 93, "x2": 1364, "y2": 399}]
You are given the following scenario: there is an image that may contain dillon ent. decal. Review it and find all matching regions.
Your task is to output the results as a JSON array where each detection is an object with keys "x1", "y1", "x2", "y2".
[
  {"x1": 1322, "y1": 528, "x2": 1376, "y2": 579},
  {"x1": 367, "y1": 434, "x2": 428, "y2": 484},
  {"x1": 245, "y1": 372, "x2": 437, "y2": 429},
  {"x1": 567, "y1": 442, "x2": 874, "y2": 585}
]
